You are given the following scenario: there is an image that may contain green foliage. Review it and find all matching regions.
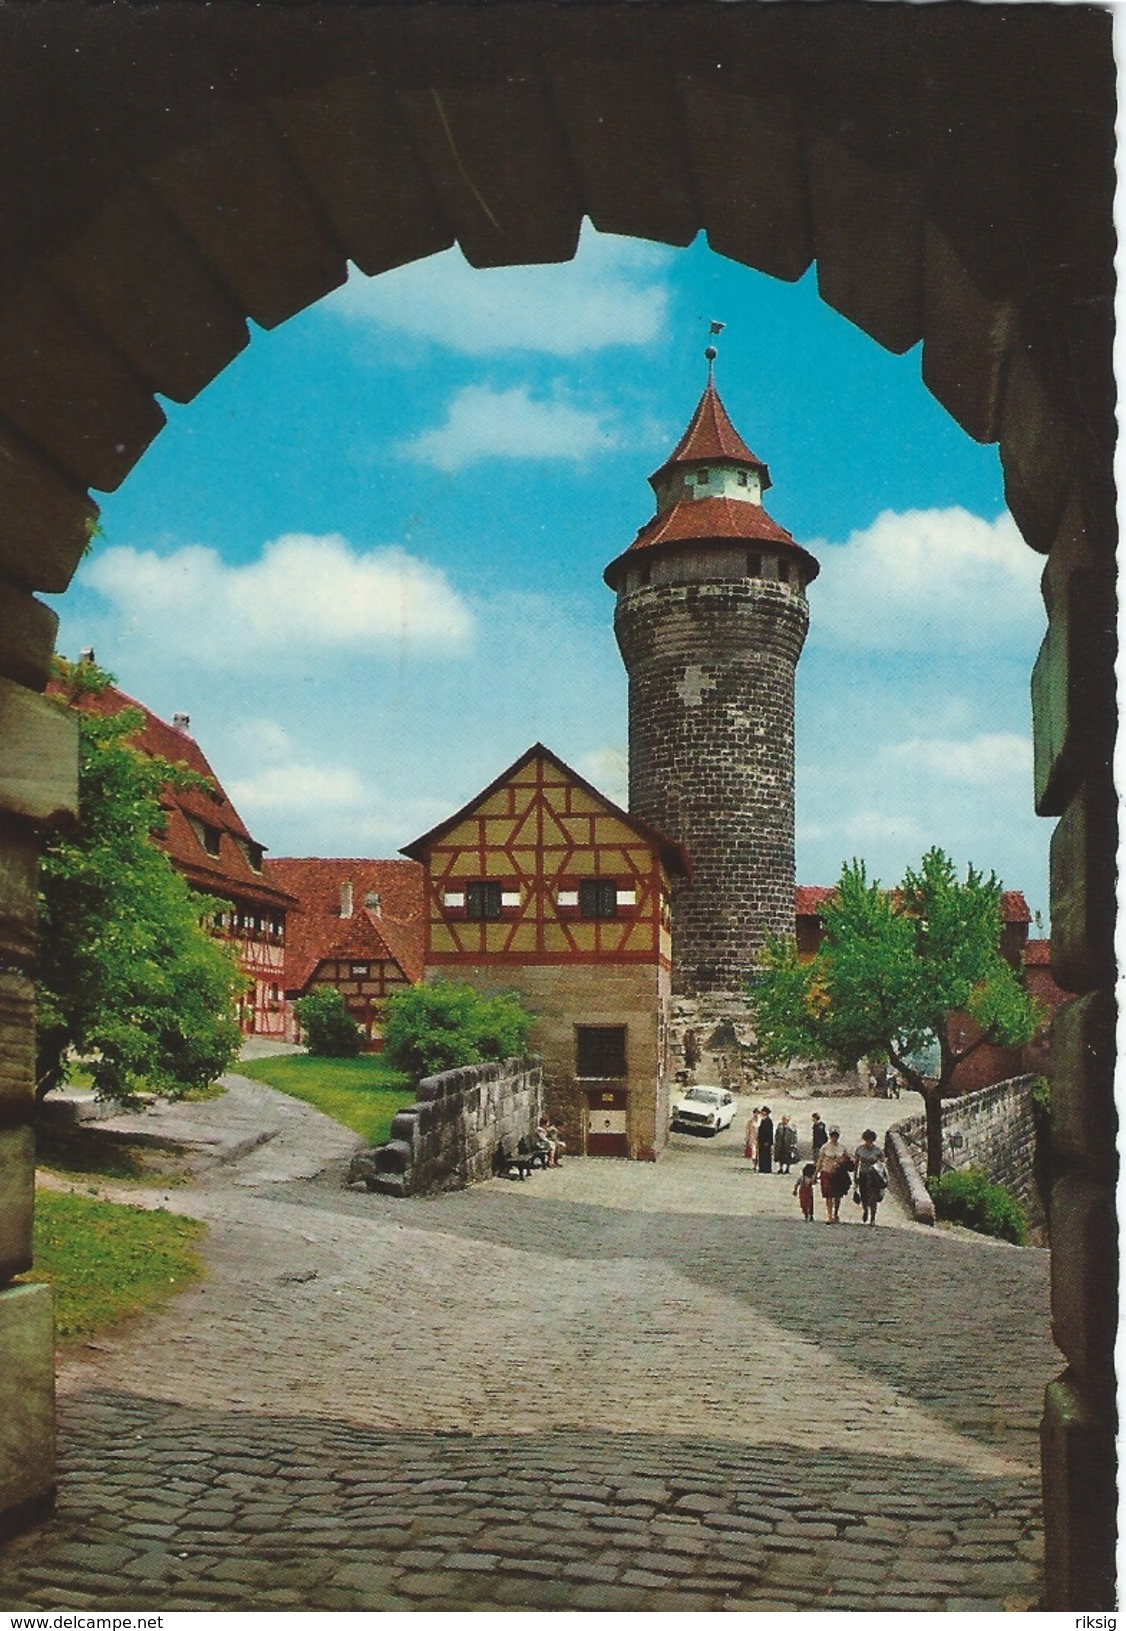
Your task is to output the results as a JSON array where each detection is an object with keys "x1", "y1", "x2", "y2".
[
  {"x1": 750, "y1": 849, "x2": 1041, "y2": 1086},
  {"x1": 748, "y1": 849, "x2": 1041, "y2": 1178},
  {"x1": 24, "y1": 1189, "x2": 205, "y2": 1340},
  {"x1": 925, "y1": 1167, "x2": 1030, "y2": 1246},
  {"x1": 236, "y1": 1054, "x2": 412, "y2": 1145},
  {"x1": 36, "y1": 658, "x2": 243, "y2": 1101},
  {"x1": 293, "y1": 984, "x2": 362, "y2": 1057},
  {"x1": 382, "y1": 981, "x2": 534, "y2": 1081}
]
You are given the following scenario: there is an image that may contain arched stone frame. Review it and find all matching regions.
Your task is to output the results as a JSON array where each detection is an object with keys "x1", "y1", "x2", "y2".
[{"x1": 0, "y1": 5, "x2": 1114, "y2": 1608}]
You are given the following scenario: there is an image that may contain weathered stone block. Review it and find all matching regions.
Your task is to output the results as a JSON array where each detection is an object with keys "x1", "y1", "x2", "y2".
[
  {"x1": 0, "y1": 582, "x2": 58, "y2": 692},
  {"x1": 1032, "y1": 496, "x2": 1115, "y2": 818},
  {"x1": 1049, "y1": 775, "x2": 1116, "y2": 994},
  {"x1": 0, "y1": 973, "x2": 35, "y2": 1121},
  {"x1": 1040, "y1": 1373, "x2": 1117, "y2": 1609},
  {"x1": 0, "y1": 1124, "x2": 35, "y2": 1279},
  {"x1": 1048, "y1": 1169, "x2": 1117, "y2": 1387},
  {"x1": 0, "y1": 681, "x2": 78, "y2": 828},
  {"x1": 0, "y1": 1282, "x2": 55, "y2": 1535},
  {"x1": 0, "y1": 430, "x2": 97, "y2": 595},
  {"x1": 1049, "y1": 991, "x2": 1115, "y2": 1175},
  {"x1": 0, "y1": 819, "x2": 39, "y2": 972}
]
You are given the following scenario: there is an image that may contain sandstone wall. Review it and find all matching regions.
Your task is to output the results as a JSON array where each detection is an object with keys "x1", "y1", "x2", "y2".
[
  {"x1": 350, "y1": 1056, "x2": 543, "y2": 1197},
  {"x1": 429, "y1": 962, "x2": 668, "y2": 1161},
  {"x1": 895, "y1": 1074, "x2": 1044, "y2": 1228}
]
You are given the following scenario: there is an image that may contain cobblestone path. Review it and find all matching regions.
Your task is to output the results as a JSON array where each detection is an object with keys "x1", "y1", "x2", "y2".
[{"x1": 0, "y1": 1082, "x2": 1057, "y2": 1611}]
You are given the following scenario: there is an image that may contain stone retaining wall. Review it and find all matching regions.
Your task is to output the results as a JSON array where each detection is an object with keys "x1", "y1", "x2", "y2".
[
  {"x1": 892, "y1": 1074, "x2": 1043, "y2": 1229},
  {"x1": 347, "y1": 1056, "x2": 543, "y2": 1198}
]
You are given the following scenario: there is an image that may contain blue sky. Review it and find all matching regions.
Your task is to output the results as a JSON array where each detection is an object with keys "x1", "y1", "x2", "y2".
[{"x1": 52, "y1": 226, "x2": 1050, "y2": 921}]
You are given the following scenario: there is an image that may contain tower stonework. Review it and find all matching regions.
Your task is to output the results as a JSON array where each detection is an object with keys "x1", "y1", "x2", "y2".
[{"x1": 605, "y1": 364, "x2": 818, "y2": 1075}]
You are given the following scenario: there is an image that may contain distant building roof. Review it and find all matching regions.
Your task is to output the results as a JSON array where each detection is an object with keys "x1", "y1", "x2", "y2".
[
  {"x1": 264, "y1": 857, "x2": 426, "y2": 992},
  {"x1": 795, "y1": 886, "x2": 836, "y2": 916},
  {"x1": 53, "y1": 675, "x2": 295, "y2": 913}
]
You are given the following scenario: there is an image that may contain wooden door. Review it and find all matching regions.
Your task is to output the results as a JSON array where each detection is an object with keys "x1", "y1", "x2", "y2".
[{"x1": 586, "y1": 1087, "x2": 629, "y2": 1157}]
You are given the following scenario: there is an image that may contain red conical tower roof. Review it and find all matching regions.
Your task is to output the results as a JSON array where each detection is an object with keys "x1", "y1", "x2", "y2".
[
  {"x1": 604, "y1": 359, "x2": 819, "y2": 590},
  {"x1": 650, "y1": 370, "x2": 771, "y2": 492}
]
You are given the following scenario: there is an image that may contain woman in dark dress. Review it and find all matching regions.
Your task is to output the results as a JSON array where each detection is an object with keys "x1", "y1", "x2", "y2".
[{"x1": 757, "y1": 1106, "x2": 774, "y2": 1174}]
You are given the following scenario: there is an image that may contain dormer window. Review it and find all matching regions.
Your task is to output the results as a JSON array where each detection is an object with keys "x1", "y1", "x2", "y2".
[
  {"x1": 696, "y1": 469, "x2": 709, "y2": 485},
  {"x1": 236, "y1": 837, "x2": 264, "y2": 873},
  {"x1": 737, "y1": 470, "x2": 748, "y2": 487},
  {"x1": 188, "y1": 815, "x2": 221, "y2": 857}
]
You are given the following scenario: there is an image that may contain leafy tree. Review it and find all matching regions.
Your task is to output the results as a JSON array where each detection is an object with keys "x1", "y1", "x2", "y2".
[
  {"x1": 382, "y1": 981, "x2": 534, "y2": 1081},
  {"x1": 293, "y1": 985, "x2": 362, "y2": 1058},
  {"x1": 749, "y1": 848, "x2": 1042, "y2": 1176},
  {"x1": 36, "y1": 659, "x2": 243, "y2": 1102}
]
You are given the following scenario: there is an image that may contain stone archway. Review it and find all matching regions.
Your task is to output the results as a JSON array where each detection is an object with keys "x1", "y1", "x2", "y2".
[{"x1": 0, "y1": 6, "x2": 1114, "y2": 1608}]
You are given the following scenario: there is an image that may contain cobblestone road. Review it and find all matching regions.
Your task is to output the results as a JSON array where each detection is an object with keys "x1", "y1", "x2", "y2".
[{"x1": 0, "y1": 1078, "x2": 1057, "y2": 1611}]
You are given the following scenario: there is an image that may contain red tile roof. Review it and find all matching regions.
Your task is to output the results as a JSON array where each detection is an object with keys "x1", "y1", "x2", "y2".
[
  {"x1": 603, "y1": 501, "x2": 819, "y2": 587},
  {"x1": 400, "y1": 742, "x2": 691, "y2": 882},
  {"x1": 794, "y1": 885, "x2": 1033, "y2": 925},
  {"x1": 53, "y1": 679, "x2": 295, "y2": 912},
  {"x1": 795, "y1": 886, "x2": 836, "y2": 916},
  {"x1": 1001, "y1": 890, "x2": 1032, "y2": 924},
  {"x1": 264, "y1": 857, "x2": 426, "y2": 991},
  {"x1": 655, "y1": 376, "x2": 770, "y2": 484},
  {"x1": 1022, "y1": 937, "x2": 1052, "y2": 966}
]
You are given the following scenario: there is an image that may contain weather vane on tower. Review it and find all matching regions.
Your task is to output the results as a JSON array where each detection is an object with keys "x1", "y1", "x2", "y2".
[{"x1": 706, "y1": 319, "x2": 725, "y2": 367}]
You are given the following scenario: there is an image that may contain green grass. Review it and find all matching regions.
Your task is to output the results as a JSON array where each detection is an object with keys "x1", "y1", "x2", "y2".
[
  {"x1": 24, "y1": 1189, "x2": 205, "y2": 1342},
  {"x1": 235, "y1": 1054, "x2": 414, "y2": 1145}
]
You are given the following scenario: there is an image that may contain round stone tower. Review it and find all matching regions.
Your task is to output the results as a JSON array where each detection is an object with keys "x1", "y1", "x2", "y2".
[{"x1": 604, "y1": 355, "x2": 819, "y2": 1029}]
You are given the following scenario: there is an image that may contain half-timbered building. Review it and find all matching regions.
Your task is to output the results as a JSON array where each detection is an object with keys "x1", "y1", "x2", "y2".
[
  {"x1": 55, "y1": 673, "x2": 296, "y2": 1037},
  {"x1": 265, "y1": 857, "x2": 425, "y2": 1049},
  {"x1": 402, "y1": 743, "x2": 689, "y2": 1160}
]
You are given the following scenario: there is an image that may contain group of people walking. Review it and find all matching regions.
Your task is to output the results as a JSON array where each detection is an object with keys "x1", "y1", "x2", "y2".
[
  {"x1": 742, "y1": 1106, "x2": 800, "y2": 1173},
  {"x1": 745, "y1": 1108, "x2": 890, "y2": 1225}
]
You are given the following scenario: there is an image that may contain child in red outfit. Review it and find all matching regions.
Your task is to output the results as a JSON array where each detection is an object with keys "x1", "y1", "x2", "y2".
[{"x1": 794, "y1": 1162, "x2": 816, "y2": 1221}]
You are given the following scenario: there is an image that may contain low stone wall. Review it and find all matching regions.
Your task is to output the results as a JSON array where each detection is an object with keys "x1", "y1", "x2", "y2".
[
  {"x1": 347, "y1": 1056, "x2": 543, "y2": 1198},
  {"x1": 891, "y1": 1074, "x2": 1043, "y2": 1230}
]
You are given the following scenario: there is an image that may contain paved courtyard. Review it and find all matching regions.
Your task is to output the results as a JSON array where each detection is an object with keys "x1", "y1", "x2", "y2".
[{"x1": 0, "y1": 1076, "x2": 1057, "y2": 1610}]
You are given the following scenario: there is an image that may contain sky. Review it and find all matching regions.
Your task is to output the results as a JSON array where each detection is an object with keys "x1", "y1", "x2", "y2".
[{"x1": 51, "y1": 225, "x2": 1050, "y2": 923}]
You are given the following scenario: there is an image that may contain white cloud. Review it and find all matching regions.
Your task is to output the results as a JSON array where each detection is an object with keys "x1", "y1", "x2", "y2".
[
  {"x1": 81, "y1": 533, "x2": 474, "y2": 669},
  {"x1": 398, "y1": 384, "x2": 623, "y2": 472},
  {"x1": 576, "y1": 746, "x2": 629, "y2": 808},
  {"x1": 808, "y1": 508, "x2": 1043, "y2": 652},
  {"x1": 227, "y1": 763, "x2": 367, "y2": 814},
  {"x1": 884, "y1": 731, "x2": 1031, "y2": 787},
  {"x1": 325, "y1": 227, "x2": 672, "y2": 356}
]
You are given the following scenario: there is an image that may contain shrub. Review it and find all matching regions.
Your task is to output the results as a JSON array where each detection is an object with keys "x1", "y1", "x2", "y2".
[
  {"x1": 926, "y1": 1166, "x2": 1029, "y2": 1245},
  {"x1": 382, "y1": 981, "x2": 533, "y2": 1081},
  {"x1": 294, "y1": 986, "x2": 362, "y2": 1057}
]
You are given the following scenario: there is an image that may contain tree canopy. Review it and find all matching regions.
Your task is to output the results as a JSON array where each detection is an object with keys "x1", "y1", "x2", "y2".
[
  {"x1": 36, "y1": 659, "x2": 243, "y2": 1102},
  {"x1": 381, "y1": 981, "x2": 534, "y2": 1081},
  {"x1": 749, "y1": 848, "x2": 1041, "y2": 1175}
]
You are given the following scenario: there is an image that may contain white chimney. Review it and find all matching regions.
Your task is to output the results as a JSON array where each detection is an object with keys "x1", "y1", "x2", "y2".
[
  {"x1": 340, "y1": 879, "x2": 353, "y2": 918},
  {"x1": 365, "y1": 891, "x2": 382, "y2": 917},
  {"x1": 172, "y1": 712, "x2": 191, "y2": 733}
]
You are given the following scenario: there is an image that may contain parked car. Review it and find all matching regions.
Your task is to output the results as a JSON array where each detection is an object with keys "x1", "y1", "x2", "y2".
[{"x1": 670, "y1": 1085, "x2": 736, "y2": 1135}]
